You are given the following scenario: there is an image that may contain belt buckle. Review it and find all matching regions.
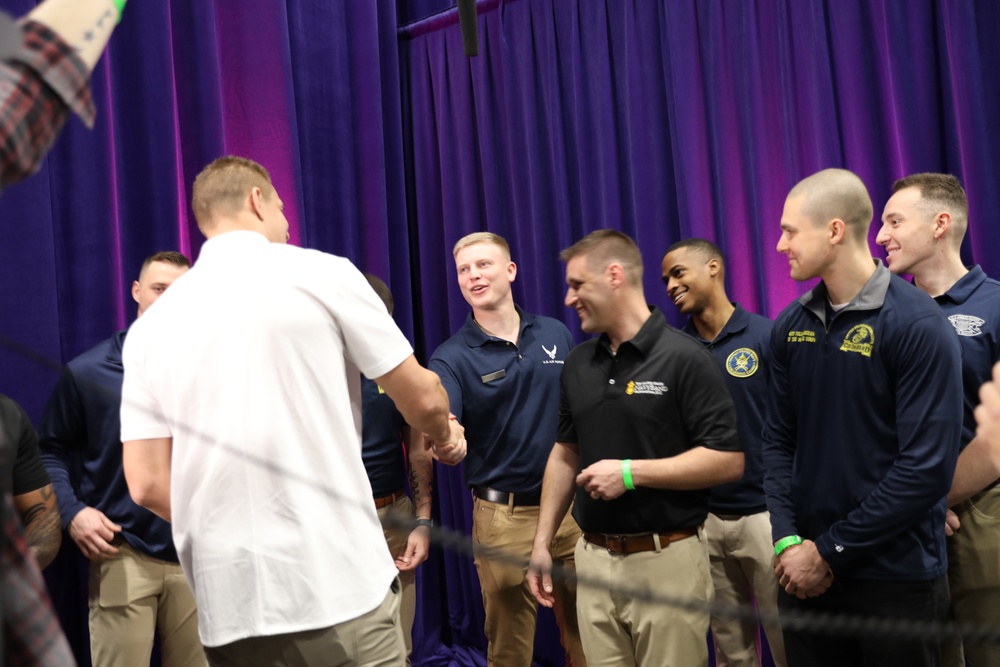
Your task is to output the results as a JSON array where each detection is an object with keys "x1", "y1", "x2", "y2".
[{"x1": 606, "y1": 534, "x2": 626, "y2": 554}]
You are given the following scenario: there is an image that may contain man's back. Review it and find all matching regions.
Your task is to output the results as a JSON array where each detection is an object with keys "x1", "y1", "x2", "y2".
[{"x1": 121, "y1": 230, "x2": 412, "y2": 647}]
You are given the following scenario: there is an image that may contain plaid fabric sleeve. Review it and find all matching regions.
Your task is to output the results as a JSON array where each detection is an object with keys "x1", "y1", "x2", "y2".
[
  {"x1": 1, "y1": 495, "x2": 76, "y2": 666},
  {"x1": 0, "y1": 19, "x2": 96, "y2": 189}
]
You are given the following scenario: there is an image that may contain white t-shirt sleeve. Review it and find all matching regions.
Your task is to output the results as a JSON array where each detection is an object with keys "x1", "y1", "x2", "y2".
[{"x1": 120, "y1": 324, "x2": 172, "y2": 441}]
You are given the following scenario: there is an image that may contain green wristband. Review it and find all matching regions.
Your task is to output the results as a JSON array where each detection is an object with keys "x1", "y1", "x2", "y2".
[
  {"x1": 113, "y1": 0, "x2": 127, "y2": 24},
  {"x1": 774, "y1": 535, "x2": 803, "y2": 556},
  {"x1": 622, "y1": 459, "x2": 635, "y2": 491}
]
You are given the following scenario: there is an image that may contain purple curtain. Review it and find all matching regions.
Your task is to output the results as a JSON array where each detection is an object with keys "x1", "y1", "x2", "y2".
[
  {"x1": 1, "y1": 0, "x2": 998, "y2": 665},
  {"x1": 399, "y1": 0, "x2": 1000, "y2": 665}
]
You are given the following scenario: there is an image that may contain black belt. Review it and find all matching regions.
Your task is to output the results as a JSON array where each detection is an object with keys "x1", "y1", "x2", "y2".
[{"x1": 473, "y1": 486, "x2": 541, "y2": 507}]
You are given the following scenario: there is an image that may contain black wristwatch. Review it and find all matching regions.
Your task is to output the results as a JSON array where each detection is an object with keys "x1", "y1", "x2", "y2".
[{"x1": 414, "y1": 518, "x2": 434, "y2": 529}]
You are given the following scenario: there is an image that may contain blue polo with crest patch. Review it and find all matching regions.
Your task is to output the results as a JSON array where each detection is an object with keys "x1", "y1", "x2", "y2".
[
  {"x1": 933, "y1": 265, "x2": 1000, "y2": 450},
  {"x1": 764, "y1": 263, "x2": 962, "y2": 581},
  {"x1": 683, "y1": 304, "x2": 772, "y2": 515},
  {"x1": 429, "y1": 305, "x2": 574, "y2": 493}
]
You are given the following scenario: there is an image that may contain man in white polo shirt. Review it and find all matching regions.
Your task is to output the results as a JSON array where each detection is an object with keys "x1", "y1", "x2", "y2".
[{"x1": 119, "y1": 155, "x2": 465, "y2": 667}]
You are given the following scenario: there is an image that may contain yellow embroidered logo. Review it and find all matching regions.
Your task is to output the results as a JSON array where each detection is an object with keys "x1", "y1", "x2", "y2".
[
  {"x1": 787, "y1": 330, "x2": 816, "y2": 343},
  {"x1": 840, "y1": 324, "x2": 874, "y2": 357},
  {"x1": 726, "y1": 348, "x2": 759, "y2": 378},
  {"x1": 625, "y1": 380, "x2": 668, "y2": 396},
  {"x1": 377, "y1": 384, "x2": 386, "y2": 395}
]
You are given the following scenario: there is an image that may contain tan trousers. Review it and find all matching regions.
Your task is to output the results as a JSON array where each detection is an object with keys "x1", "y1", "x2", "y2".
[
  {"x1": 203, "y1": 579, "x2": 405, "y2": 667},
  {"x1": 706, "y1": 512, "x2": 786, "y2": 667},
  {"x1": 376, "y1": 494, "x2": 417, "y2": 665},
  {"x1": 575, "y1": 528, "x2": 714, "y2": 667},
  {"x1": 88, "y1": 539, "x2": 205, "y2": 667},
  {"x1": 943, "y1": 484, "x2": 1000, "y2": 667},
  {"x1": 472, "y1": 496, "x2": 586, "y2": 667}
]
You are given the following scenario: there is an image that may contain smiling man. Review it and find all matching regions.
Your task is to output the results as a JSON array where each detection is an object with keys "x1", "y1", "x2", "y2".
[
  {"x1": 428, "y1": 232, "x2": 584, "y2": 667},
  {"x1": 876, "y1": 173, "x2": 1000, "y2": 667},
  {"x1": 662, "y1": 238, "x2": 784, "y2": 667},
  {"x1": 764, "y1": 168, "x2": 962, "y2": 667},
  {"x1": 529, "y1": 229, "x2": 742, "y2": 666}
]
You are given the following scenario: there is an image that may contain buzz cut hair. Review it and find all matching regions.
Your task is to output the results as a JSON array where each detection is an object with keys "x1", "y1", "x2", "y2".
[{"x1": 788, "y1": 168, "x2": 873, "y2": 242}]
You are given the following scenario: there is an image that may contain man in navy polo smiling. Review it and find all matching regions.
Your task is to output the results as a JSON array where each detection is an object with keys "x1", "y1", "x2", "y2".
[
  {"x1": 662, "y1": 238, "x2": 785, "y2": 667},
  {"x1": 429, "y1": 232, "x2": 585, "y2": 667},
  {"x1": 876, "y1": 173, "x2": 1000, "y2": 667}
]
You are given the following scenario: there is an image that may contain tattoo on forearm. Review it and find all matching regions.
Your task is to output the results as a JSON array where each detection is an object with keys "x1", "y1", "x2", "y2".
[
  {"x1": 409, "y1": 466, "x2": 433, "y2": 516},
  {"x1": 23, "y1": 503, "x2": 62, "y2": 568}
]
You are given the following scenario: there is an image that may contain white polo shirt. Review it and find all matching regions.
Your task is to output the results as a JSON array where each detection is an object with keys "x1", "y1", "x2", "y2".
[{"x1": 120, "y1": 231, "x2": 411, "y2": 647}]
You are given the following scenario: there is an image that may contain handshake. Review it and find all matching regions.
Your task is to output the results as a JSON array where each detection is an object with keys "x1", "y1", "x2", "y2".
[{"x1": 426, "y1": 414, "x2": 467, "y2": 466}]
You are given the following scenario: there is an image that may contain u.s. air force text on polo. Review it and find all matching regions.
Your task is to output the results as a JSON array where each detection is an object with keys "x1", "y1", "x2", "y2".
[{"x1": 429, "y1": 306, "x2": 575, "y2": 494}]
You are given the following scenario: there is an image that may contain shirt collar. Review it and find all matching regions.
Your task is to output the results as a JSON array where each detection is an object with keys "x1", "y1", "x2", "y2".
[
  {"x1": 935, "y1": 266, "x2": 987, "y2": 305},
  {"x1": 799, "y1": 262, "x2": 890, "y2": 323},
  {"x1": 681, "y1": 303, "x2": 749, "y2": 344},
  {"x1": 460, "y1": 304, "x2": 534, "y2": 348},
  {"x1": 598, "y1": 306, "x2": 665, "y2": 358},
  {"x1": 198, "y1": 230, "x2": 270, "y2": 263}
]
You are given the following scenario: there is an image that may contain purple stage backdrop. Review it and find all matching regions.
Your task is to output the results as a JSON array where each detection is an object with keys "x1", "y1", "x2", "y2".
[{"x1": 1, "y1": 1, "x2": 998, "y2": 666}]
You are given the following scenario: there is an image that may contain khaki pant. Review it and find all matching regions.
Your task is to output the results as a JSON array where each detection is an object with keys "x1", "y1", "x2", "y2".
[
  {"x1": 204, "y1": 579, "x2": 405, "y2": 667},
  {"x1": 88, "y1": 539, "x2": 205, "y2": 667},
  {"x1": 943, "y1": 484, "x2": 1000, "y2": 667},
  {"x1": 376, "y1": 494, "x2": 416, "y2": 665},
  {"x1": 706, "y1": 512, "x2": 786, "y2": 667},
  {"x1": 472, "y1": 496, "x2": 586, "y2": 667},
  {"x1": 575, "y1": 528, "x2": 713, "y2": 667}
]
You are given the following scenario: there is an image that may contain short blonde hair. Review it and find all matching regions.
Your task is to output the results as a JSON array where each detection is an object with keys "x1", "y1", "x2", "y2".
[
  {"x1": 560, "y1": 229, "x2": 643, "y2": 285},
  {"x1": 453, "y1": 232, "x2": 511, "y2": 261},
  {"x1": 191, "y1": 156, "x2": 275, "y2": 231}
]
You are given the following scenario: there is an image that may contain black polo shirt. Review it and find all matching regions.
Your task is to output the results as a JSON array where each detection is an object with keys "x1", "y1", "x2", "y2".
[{"x1": 559, "y1": 307, "x2": 740, "y2": 534}]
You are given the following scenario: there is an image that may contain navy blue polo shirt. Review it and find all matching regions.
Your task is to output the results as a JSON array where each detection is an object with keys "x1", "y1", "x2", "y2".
[
  {"x1": 683, "y1": 304, "x2": 771, "y2": 515},
  {"x1": 559, "y1": 307, "x2": 741, "y2": 534},
  {"x1": 429, "y1": 306, "x2": 574, "y2": 493},
  {"x1": 933, "y1": 266, "x2": 1000, "y2": 449},
  {"x1": 38, "y1": 330, "x2": 178, "y2": 562},
  {"x1": 763, "y1": 264, "x2": 962, "y2": 581},
  {"x1": 361, "y1": 376, "x2": 406, "y2": 497}
]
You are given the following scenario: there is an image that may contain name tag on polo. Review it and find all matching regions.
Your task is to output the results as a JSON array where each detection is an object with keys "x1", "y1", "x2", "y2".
[{"x1": 481, "y1": 369, "x2": 507, "y2": 383}]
